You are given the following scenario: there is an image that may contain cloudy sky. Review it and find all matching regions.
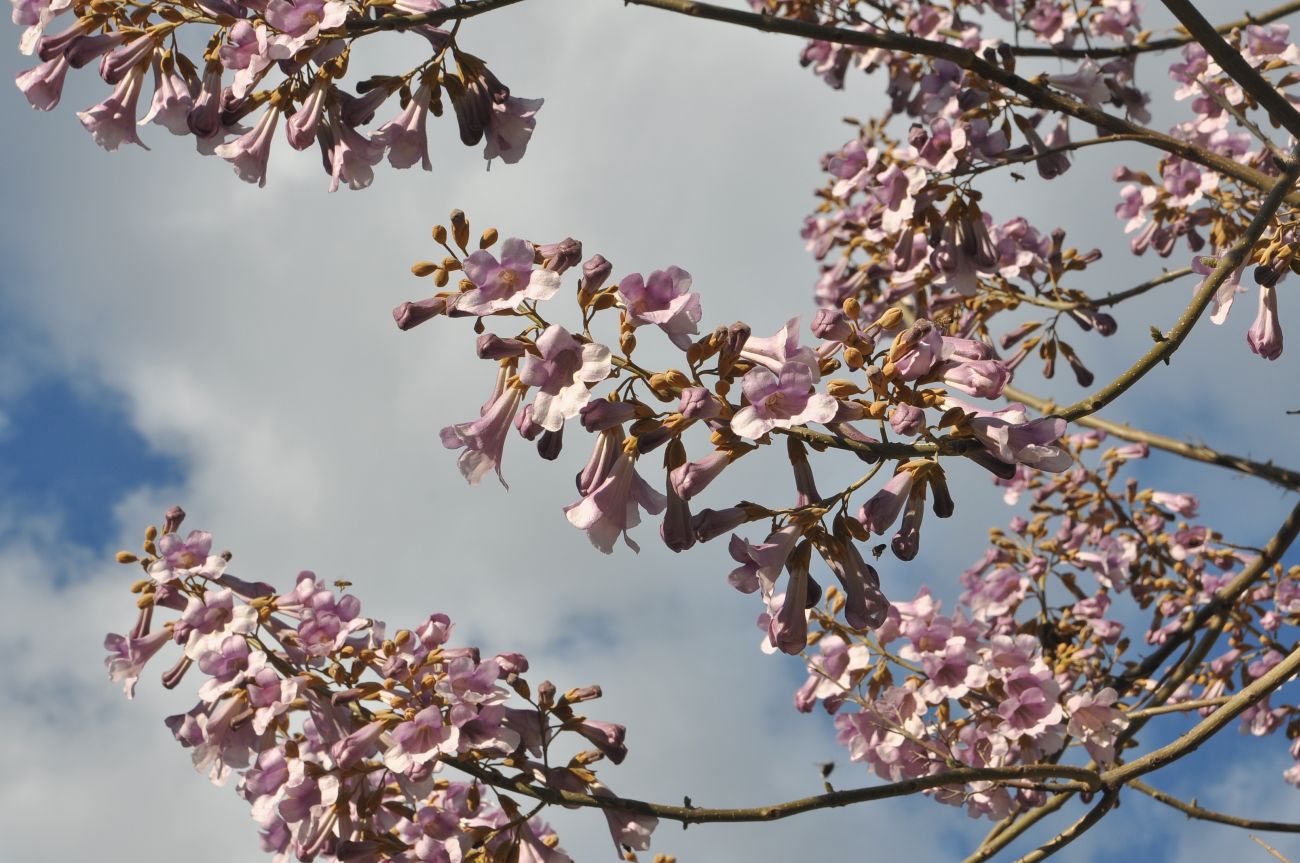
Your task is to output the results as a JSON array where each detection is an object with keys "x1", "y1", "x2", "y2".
[{"x1": 2, "y1": 1, "x2": 1299, "y2": 861}]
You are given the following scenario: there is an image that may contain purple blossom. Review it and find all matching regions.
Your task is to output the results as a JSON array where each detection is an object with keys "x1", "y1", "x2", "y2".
[
  {"x1": 517, "y1": 325, "x2": 611, "y2": 431},
  {"x1": 483, "y1": 94, "x2": 543, "y2": 164},
  {"x1": 459, "y1": 238, "x2": 561, "y2": 316},
  {"x1": 214, "y1": 104, "x2": 279, "y2": 187},
  {"x1": 730, "y1": 361, "x2": 838, "y2": 439},
  {"x1": 1247, "y1": 284, "x2": 1283, "y2": 360},
  {"x1": 375, "y1": 80, "x2": 433, "y2": 170},
  {"x1": 15, "y1": 54, "x2": 69, "y2": 111},
  {"x1": 669, "y1": 450, "x2": 729, "y2": 500},
  {"x1": 739, "y1": 317, "x2": 821, "y2": 378},
  {"x1": 384, "y1": 706, "x2": 459, "y2": 774},
  {"x1": 727, "y1": 524, "x2": 799, "y2": 594},
  {"x1": 76, "y1": 61, "x2": 149, "y2": 151},
  {"x1": 616, "y1": 266, "x2": 702, "y2": 349},
  {"x1": 441, "y1": 383, "x2": 523, "y2": 487},
  {"x1": 564, "y1": 451, "x2": 666, "y2": 553}
]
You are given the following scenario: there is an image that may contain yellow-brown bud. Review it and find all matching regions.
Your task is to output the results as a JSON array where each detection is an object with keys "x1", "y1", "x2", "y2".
[
  {"x1": 144, "y1": 525, "x2": 158, "y2": 542},
  {"x1": 432, "y1": 224, "x2": 448, "y2": 244},
  {"x1": 116, "y1": 551, "x2": 139, "y2": 564},
  {"x1": 433, "y1": 268, "x2": 449, "y2": 287},
  {"x1": 410, "y1": 261, "x2": 438, "y2": 277},
  {"x1": 826, "y1": 378, "x2": 862, "y2": 398},
  {"x1": 842, "y1": 297, "x2": 861, "y2": 319},
  {"x1": 449, "y1": 209, "x2": 470, "y2": 251},
  {"x1": 843, "y1": 346, "x2": 865, "y2": 370},
  {"x1": 874, "y1": 307, "x2": 904, "y2": 330},
  {"x1": 441, "y1": 256, "x2": 462, "y2": 272},
  {"x1": 479, "y1": 227, "x2": 499, "y2": 249}
]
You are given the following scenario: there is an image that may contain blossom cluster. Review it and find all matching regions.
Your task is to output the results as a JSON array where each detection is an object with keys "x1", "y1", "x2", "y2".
[
  {"x1": 106, "y1": 507, "x2": 659, "y2": 862},
  {"x1": 394, "y1": 214, "x2": 1084, "y2": 644},
  {"x1": 763, "y1": 0, "x2": 1293, "y2": 361},
  {"x1": 791, "y1": 432, "x2": 1300, "y2": 818},
  {"x1": 14, "y1": 0, "x2": 541, "y2": 188}
]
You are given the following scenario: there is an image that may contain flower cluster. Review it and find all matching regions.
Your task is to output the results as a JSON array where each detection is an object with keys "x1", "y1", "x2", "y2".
[
  {"x1": 107, "y1": 508, "x2": 659, "y2": 861},
  {"x1": 793, "y1": 432, "x2": 1300, "y2": 818},
  {"x1": 394, "y1": 213, "x2": 1081, "y2": 641},
  {"x1": 15, "y1": 0, "x2": 542, "y2": 188}
]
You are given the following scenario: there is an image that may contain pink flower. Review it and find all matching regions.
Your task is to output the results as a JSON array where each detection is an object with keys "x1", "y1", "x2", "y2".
[
  {"x1": 15, "y1": 54, "x2": 69, "y2": 111},
  {"x1": 564, "y1": 451, "x2": 666, "y2": 553},
  {"x1": 1065, "y1": 687, "x2": 1128, "y2": 764},
  {"x1": 325, "y1": 109, "x2": 385, "y2": 192},
  {"x1": 730, "y1": 361, "x2": 838, "y2": 439},
  {"x1": 517, "y1": 325, "x2": 611, "y2": 431},
  {"x1": 77, "y1": 60, "x2": 150, "y2": 151},
  {"x1": 264, "y1": 0, "x2": 349, "y2": 57},
  {"x1": 138, "y1": 55, "x2": 193, "y2": 134},
  {"x1": 375, "y1": 80, "x2": 433, "y2": 170},
  {"x1": 214, "y1": 104, "x2": 280, "y2": 187},
  {"x1": 616, "y1": 266, "x2": 702, "y2": 349},
  {"x1": 384, "y1": 706, "x2": 459, "y2": 774},
  {"x1": 441, "y1": 383, "x2": 523, "y2": 487},
  {"x1": 1247, "y1": 284, "x2": 1283, "y2": 360},
  {"x1": 888, "y1": 319, "x2": 944, "y2": 380},
  {"x1": 459, "y1": 238, "x2": 561, "y2": 316},
  {"x1": 950, "y1": 399, "x2": 1072, "y2": 473},
  {"x1": 483, "y1": 94, "x2": 543, "y2": 164},
  {"x1": 739, "y1": 316, "x2": 821, "y2": 378}
]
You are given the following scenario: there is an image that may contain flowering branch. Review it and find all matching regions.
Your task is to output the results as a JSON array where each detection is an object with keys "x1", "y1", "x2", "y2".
[{"x1": 1004, "y1": 385, "x2": 1300, "y2": 491}]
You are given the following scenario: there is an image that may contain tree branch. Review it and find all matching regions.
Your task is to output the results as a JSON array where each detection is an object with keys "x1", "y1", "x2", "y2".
[
  {"x1": 1010, "y1": 790, "x2": 1119, "y2": 863},
  {"x1": 1103, "y1": 640, "x2": 1300, "y2": 786},
  {"x1": 1131, "y1": 779, "x2": 1300, "y2": 832},
  {"x1": 622, "y1": 0, "x2": 1295, "y2": 200},
  {"x1": 1003, "y1": 385, "x2": 1300, "y2": 491},
  {"x1": 441, "y1": 758, "x2": 1102, "y2": 825},
  {"x1": 345, "y1": 0, "x2": 528, "y2": 33},
  {"x1": 1161, "y1": 0, "x2": 1300, "y2": 140}
]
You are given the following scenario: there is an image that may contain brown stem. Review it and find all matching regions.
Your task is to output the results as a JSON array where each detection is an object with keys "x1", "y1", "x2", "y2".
[
  {"x1": 1131, "y1": 779, "x2": 1300, "y2": 832},
  {"x1": 1010, "y1": 790, "x2": 1119, "y2": 863},
  {"x1": 440, "y1": 758, "x2": 1101, "y2": 825},
  {"x1": 1003, "y1": 385, "x2": 1300, "y2": 491},
  {"x1": 1160, "y1": 0, "x2": 1300, "y2": 140},
  {"x1": 963, "y1": 795, "x2": 1072, "y2": 863}
]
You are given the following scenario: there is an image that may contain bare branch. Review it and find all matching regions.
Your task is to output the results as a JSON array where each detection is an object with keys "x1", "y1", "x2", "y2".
[
  {"x1": 1010, "y1": 790, "x2": 1119, "y2": 863},
  {"x1": 344, "y1": 0, "x2": 528, "y2": 33},
  {"x1": 1132, "y1": 780, "x2": 1300, "y2": 833},
  {"x1": 441, "y1": 758, "x2": 1102, "y2": 825}
]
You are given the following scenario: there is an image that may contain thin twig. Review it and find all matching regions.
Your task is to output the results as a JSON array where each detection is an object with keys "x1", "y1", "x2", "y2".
[
  {"x1": 1010, "y1": 790, "x2": 1119, "y2": 863},
  {"x1": 1132, "y1": 780, "x2": 1300, "y2": 833}
]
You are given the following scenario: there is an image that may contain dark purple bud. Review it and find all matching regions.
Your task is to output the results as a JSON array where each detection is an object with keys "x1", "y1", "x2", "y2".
[
  {"x1": 187, "y1": 64, "x2": 223, "y2": 139},
  {"x1": 889, "y1": 403, "x2": 925, "y2": 437},
  {"x1": 890, "y1": 482, "x2": 926, "y2": 561},
  {"x1": 100, "y1": 34, "x2": 156, "y2": 85},
  {"x1": 537, "y1": 427, "x2": 563, "y2": 461},
  {"x1": 392, "y1": 296, "x2": 448, "y2": 331},
  {"x1": 578, "y1": 254, "x2": 612, "y2": 303},
  {"x1": 65, "y1": 33, "x2": 127, "y2": 70},
  {"x1": 515, "y1": 404, "x2": 543, "y2": 441},
  {"x1": 580, "y1": 398, "x2": 636, "y2": 432},
  {"x1": 537, "y1": 238, "x2": 583, "y2": 274},
  {"x1": 678, "y1": 386, "x2": 720, "y2": 420},
  {"x1": 718, "y1": 322, "x2": 751, "y2": 376},
  {"x1": 575, "y1": 719, "x2": 626, "y2": 764},
  {"x1": 661, "y1": 486, "x2": 695, "y2": 553},
  {"x1": 162, "y1": 506, "x2": 187, "y2": 534},
  {"x1": 812, "y1": 307, "x2": 853, "y2": 342},
  {"x1": 907, "y1": 124, "x2": 928, "y2": 149},
  {"x1": 36, "y1": 17, "x2": 97, "y2": 63},
  {"x1": 340, "y1": 88, "x2": 389, "y2": 129},
  {"x1": 476, "y1": 333, "x2": 527, "y2": 359},
  {"x1": 635, "y1": 425, "x2": 672, "y2": 454},
  {"x1": 692, "y1": 507, "x2": 750, "y2": 542}
]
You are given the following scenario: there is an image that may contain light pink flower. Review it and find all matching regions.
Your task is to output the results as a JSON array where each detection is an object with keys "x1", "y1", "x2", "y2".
[
  {"x1": 730, "y1": 361, "x2": 838, "y2": 439},
  {"x1": 616, "y1": 266, "x2": 702, "y2": 349},
  {"x1": 459, "y1": 238, "x2": 561, "y2": 315},
  {"x1": 564, "y1": 451, "x2": 666, "y2": 553},
  {"x1": 517, "y1": 325, "x2": 611, "y2": 431}
]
